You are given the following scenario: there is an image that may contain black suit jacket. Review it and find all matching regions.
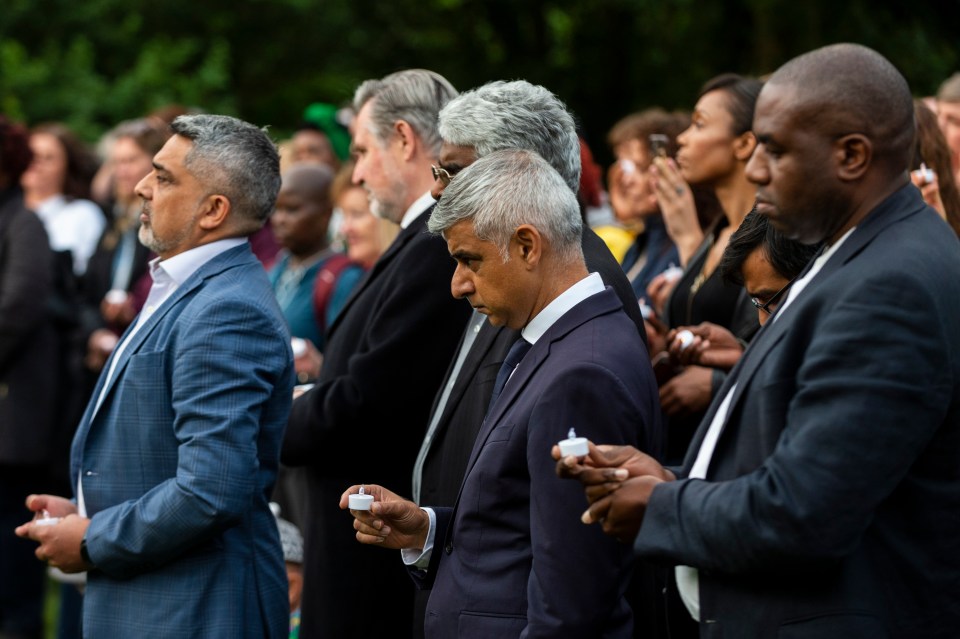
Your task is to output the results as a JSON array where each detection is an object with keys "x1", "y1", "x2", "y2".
[
  {"x1": 282, "y1": 206, "x2": 471, "y2": 639},
  {"x1": 634, "y1": 185, "x2": 960, "y2": 638}
]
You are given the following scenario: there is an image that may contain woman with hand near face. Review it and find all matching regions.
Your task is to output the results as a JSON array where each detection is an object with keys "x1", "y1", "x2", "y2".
[{"x1": 645, "y1": 74, "x2": 764, "y2": 465}]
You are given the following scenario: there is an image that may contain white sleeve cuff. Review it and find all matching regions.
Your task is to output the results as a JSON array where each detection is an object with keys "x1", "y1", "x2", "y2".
[{"x1": 400, "y1": 507, "x2": 436, "y2": 569}]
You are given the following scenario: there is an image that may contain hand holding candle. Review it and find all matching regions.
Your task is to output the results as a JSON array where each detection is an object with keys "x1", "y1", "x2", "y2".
[
  {"x1": 339, "y1": 484, "x2": 430, "y2": 550},
  {"x1": 348, "y1": 485, "x2": 374, "y2": 511}
]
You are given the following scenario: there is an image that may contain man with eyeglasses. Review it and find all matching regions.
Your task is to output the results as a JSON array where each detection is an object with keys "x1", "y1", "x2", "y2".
[
  {"x1": 281, "y1": 69, "x2": 472, "y2": 639},
  {"x1": 663, "y1": 211, "x2": 819, "y2": 371},
  {"x1": 559, "y1": 44, "x2": 960, "y2": 639}
]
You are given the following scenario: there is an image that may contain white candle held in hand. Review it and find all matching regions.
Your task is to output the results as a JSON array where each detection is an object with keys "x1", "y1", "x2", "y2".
[
  {"x1": 558, "y1": 428, "x2": 589, "y2": 457},
  {"x1": 676, "y1": 329, "x2": 695, "y2": 351},
  {"x1": 349, "y1": 485, "x2": 374, "y2": 511}
]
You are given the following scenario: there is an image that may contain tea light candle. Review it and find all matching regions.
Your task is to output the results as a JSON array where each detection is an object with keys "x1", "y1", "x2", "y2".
[
  {"x1": 348, "y1": 485, "x2": 374, "y2": 511},
  {"x1": 676, "y1": 329, "x2": 695, "y2": 351},
  {"x1": 558, "y1": 428, "x2": 589, "y2": 457},
  {"x1": 291, "y1": 337, "x2": 307, "y2": 359},
  {"x1": 105, "y1": 289, "x2": 128, "y2": 305},
  {"x1": 34, "y1": 510, "x2": 60, "y2": 526}
]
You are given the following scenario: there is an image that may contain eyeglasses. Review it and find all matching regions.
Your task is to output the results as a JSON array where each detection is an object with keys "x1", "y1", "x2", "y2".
[
  {"x1": 431, "y1": 165, "x2": 455, "y2": 186},
  {"x1": 750, "y1": 277, "x2": 795, "y2": 315}
]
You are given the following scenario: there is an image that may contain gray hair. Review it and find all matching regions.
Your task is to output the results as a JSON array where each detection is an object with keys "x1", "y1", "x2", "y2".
[
  {"x1": 438, "y1": 80, "x2": 581, "y2": 193},
  {"x1": 353, "y1": 69, "x2": 457, "y2": 156},
  {"x1": 429, "y1": 149, "x2": 582, "y2": 263},
  {"x1": 170, "y1": 114, "x2": 280, "y2": 233},
  {"x1": 938, "y1": 72, "x2": 960, "y2": 103}
]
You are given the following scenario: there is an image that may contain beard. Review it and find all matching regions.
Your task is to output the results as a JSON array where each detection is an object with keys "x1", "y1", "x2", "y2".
[
  {"x1": 138, "y1": 202, "x2": 195, "y2": 256},
  {"x1": 364, "y1": 172, "x2": 409, "y2": 224}
]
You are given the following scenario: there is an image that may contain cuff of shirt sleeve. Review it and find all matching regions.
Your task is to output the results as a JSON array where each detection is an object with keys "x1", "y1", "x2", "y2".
[{"x1": 400, "y1": 507, "x2": 436, "y2": 569}]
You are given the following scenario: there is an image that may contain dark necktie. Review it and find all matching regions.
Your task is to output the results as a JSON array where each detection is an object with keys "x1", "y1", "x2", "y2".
[{"x1": 487, "y1": 337, "x2": 532, "y2": 416}]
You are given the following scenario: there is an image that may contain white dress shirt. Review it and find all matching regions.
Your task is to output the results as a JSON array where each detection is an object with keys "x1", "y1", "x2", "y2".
[{"x1": 33, "y1": 195, "x2": 107, "y2": 275}]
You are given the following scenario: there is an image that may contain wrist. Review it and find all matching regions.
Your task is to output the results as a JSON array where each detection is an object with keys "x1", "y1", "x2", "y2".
[{"x1": 79, "y1": 535, "x2": 94, "y2": 569}]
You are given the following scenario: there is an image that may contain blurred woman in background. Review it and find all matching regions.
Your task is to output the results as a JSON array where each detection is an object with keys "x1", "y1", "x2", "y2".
[
  {"x1": 21, "y1": 122, "x2": 105, "y2": 277},
  {"x1": 332, "y1": 160, "x2": 398, "y2": 270},
  {"x1": 644, "y1": 74, "x2": 763, "y2": 465},
  {"x1": 912, "y1": 100, "x2": 960, "y2": 238}
]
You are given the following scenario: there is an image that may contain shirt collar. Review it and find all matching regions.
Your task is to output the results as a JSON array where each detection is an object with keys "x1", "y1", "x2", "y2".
[
  {"x1": 521, "y1": 272, "x2": 604, "y2": 345},
  {"x1": 775, "y1": 225, "x2": 855, "y2": 318},
  {"x1": 149, "y1": 237, "x2": 247, "y2": 287},
  {"x1": 399, "y1": 191, "x2": 436, "y2": 229}
]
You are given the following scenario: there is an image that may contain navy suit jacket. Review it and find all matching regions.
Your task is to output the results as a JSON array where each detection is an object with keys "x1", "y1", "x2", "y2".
[
  {"x1": 635, "y1": 185, "x2": 960, "y2": 638},
  {"x1": 417, "y1": 225, "x2": 649, "y2": 508},
  {"x1": 70, "y1": 243, "x2": 293, "y2": 638},
  {"x1": 416, "y1": 287, "x2": 661, "y2": 638}
]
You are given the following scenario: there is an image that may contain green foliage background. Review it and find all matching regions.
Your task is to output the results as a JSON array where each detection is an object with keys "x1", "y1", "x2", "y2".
[{"x1": 2, "y1": 0, "x2": 957, "y2": 163}]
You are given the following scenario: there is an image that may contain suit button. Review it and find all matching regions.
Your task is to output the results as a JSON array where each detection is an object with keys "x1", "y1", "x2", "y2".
[{"x1": 444, "y1": 542, "x2": 453, "y2": 555}]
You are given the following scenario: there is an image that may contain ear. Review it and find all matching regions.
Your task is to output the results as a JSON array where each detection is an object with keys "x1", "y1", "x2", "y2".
[
  {"x1": 513, "y1": 224, "x2": 543, "y2": 269},
  {"x1": 394, "y1": 120, "x2": 418, "y2": 162},
  {"x1": 197, "y1": 194, "x2": 231, "y2": 231},
  {"x1": 834, "y1": 134, "x2": 871, "y2": 182},
  {"x1": 733, "y1": 131, "x2": 757, "y2": 162}
]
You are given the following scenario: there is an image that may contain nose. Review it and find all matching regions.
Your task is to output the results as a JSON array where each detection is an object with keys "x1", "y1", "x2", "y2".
[
  {"x1": 351, "y1": 160, "x2": 363, "y2": 186},
  {"x1": 430, "y1": 178, "x2": 446, "y2": 201},
  {"x1": 134, "y1": 173, "x2": 151, "y2": 200},
  {"x1": 677, "y1": 125, "x2": 691, "y2": 148},
  {"x1": 450, "y1": 264, "x2": 474, "y2": 300},
  {"x1": 745, "y1": 145, "x2": 768, "y2": 186}
]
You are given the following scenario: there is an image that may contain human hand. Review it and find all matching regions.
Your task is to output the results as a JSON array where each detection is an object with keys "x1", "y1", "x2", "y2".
[
  {"x1": 650, "y1": 157, "x2": 703, "y2": 261},
  {"x1": 101, "y1": 293, "x2": 136, "y2": 327},
  {"x1": 85, "y1": 329, "x2": 119, "y2": 372},
  {"x1": 580, "y1": 475, "x2": 665, "y2": 543},
  {"x1": 644, "y1": 316, "x2": 668, "y2": 358},
  {"x1": 911, "y1": 166, "x2": 947, "y2": 221},
  {"x1": 646, "y1": 271, "x2": 680, "y2": 318},
  {"x1": 554, "y1": 443, "x2": 673, "y2": 495},
  {"x1": 666, "y1": 322, "x2": 744, "y2": 369},
  {"x1": 339, "y1": 484, "x2": 429, "y2": 550},
  {"x1": 23, "y1": 494, "x2": 78, "y2": 519},
  {"x1": 659, "y1": 365, "x2": 713, "y2": 416},
  {"x1": 15, "y1": 497, "x2": 90, "y2": 573},
  {"x1": 293, "y1": 339, "x2": 323, "y2": 383}
]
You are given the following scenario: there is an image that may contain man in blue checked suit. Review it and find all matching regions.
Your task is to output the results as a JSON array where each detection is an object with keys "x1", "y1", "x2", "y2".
[{"x1": 16, "y1": 114, "x2": 293, "y2": 638}]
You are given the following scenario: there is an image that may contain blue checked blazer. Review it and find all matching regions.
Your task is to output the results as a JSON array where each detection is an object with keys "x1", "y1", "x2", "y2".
[{"x1": 70, "y1": 243, "x2": 294, "y2": 638}]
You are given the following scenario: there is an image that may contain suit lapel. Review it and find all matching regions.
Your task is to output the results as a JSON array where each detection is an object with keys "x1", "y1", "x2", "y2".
[
  {"x1": 71, "y1": 245, "x2": 251, "y2": 464},
  {"x1": 679, "y1": 185, "x2": 928, "y2": 475},
  {"x1": 432, "y1": 321, "x2": 507, "y2": 431},
  {"x1": 459, "y1": 289, "x2": 622, "y2": 484},
  {"x1": 327, "y1": 208, "x2": 433, "y2": 338}
]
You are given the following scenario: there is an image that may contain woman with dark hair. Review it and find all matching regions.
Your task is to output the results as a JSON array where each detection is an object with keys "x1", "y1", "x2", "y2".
[
  {"x1": 643, "y1": 73, "x2": 764, "y2": 465},
  {"x1": 21, "y1": 122, "x2": 106, "y2": 276},
  {"x1": 912, "y1": 100, "x2": 960, "y2": 238},
  {"x1": 0, "y1": 114, "x2": 60, "y2": 639}
]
